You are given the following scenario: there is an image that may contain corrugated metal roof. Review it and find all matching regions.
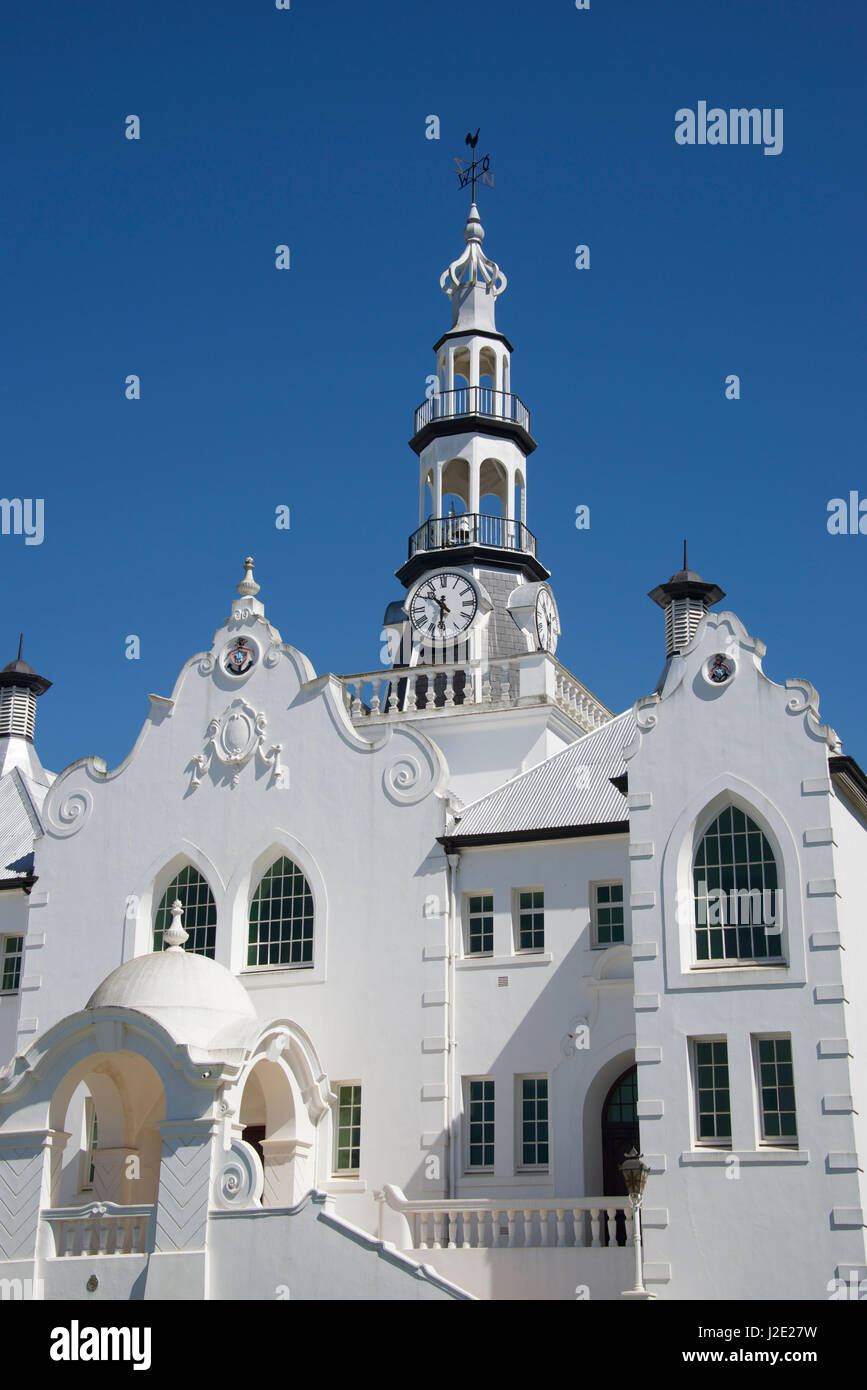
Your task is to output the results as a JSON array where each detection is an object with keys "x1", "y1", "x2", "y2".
[
  {"x1": 450, "y1": 710, "x2": 633, "y2": 839},
  {"x1": 0, "y1": 769, "x2": 42, "y2": 878}
]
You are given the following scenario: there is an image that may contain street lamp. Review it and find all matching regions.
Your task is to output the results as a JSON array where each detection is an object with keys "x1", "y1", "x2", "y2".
[{"x1": 619, "y1": 1147, "x2": 651, "y2": 1298}]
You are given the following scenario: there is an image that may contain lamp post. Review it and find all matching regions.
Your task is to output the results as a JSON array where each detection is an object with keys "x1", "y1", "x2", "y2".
[{"x1": 619, "y1": 1147, "x2": 651, "y2": 1298}]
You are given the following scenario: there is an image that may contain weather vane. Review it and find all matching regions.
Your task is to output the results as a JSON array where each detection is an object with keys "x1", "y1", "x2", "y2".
[{"x1": 454, "y1": 127, "x2": 494, "y2": 201}]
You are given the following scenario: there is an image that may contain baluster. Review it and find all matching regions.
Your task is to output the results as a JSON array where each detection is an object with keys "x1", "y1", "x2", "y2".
[
  {"x1": 444, "y1": 670, "x2": 455, "y2": 708},
  {"x1": 416, "y1": 1213, "x2": 428, "y2": 1250},
  {"x1": 432, "y1": 1211, "x2": 444, "y2": 1249},
  {"x1": 522, "y1": 1209, "x2": 534, "y2": 1248},
  {"x1": 539, "y1": 1209, "x2": 550, "y2": 1248},
  {"x1": 555, "y1": 1208, "x2": 567, "y2": 1249},
  {"x1": 387, "y1": 688, "x2": 399, "y2": 713},
  {"x1": 471, "y1": 1209, "x2": 482, "y2": 1249},
  {"x1": 444, "y1": 1212, "x2": 458, "y2": 1256},
  {"x1": 406, "y1": 680, "x2": 417, "y2": 712},
  {"x1": 589, "y1": 1208, "x2": 602, "y2": 1248},
  {"x1": 369, "y1": 686, "x2": 381, "y2": 715},
  {"x1": 489, "y1": 1209, "x2": 500, "y2": 1248},
  {"x1": 499, "y1": 665, "x2": 511, "y2": 705},
  {"x1": 506, "y1": 1210, "x2": 517, "y2": 1248},
  {"x1": 344, "y1": 683, "x2": 353, "y2": 713},
  {"x1": 482, "y1": 671, "x2": 492, "y2": 703},
  {"x1": 605, "y1": 1207, "x2": 618, "y2": 1247},
  {"x1": 56, "y1": 1220, "x2": 68, "y2": 1257},
  {"x1": 350, "y1": 687, "x2": 362, "y2": 717}
]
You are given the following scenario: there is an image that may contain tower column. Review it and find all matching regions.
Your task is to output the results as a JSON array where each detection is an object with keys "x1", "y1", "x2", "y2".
[
  {"x1": 469, "y1": 460, "x2": 480, "y2": 515},
  {"x1": 434, "y1": 460, "x2": 444, "y2": 517}
]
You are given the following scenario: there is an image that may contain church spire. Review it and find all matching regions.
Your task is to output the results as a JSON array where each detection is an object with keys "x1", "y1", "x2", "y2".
[{"x1": 439, "y1": 203, "x2": 507, "y2": 334}]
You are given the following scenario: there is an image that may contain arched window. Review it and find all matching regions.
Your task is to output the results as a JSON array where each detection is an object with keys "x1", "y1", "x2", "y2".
[
  {"x1": 153, "y1": 865, "x2": 216, "y2": 957},
  {"x1": 248, "y1": 856, "x2": 314, "y2": 968},
  {"x1": 693, "y1": 806, "x2": 782, "y2": 963}
]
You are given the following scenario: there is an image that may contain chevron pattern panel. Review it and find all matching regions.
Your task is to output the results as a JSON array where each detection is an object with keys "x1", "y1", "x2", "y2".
[
  {"x1": 0, "y1": 1146, "x2": 45, "y2": 1259},
  {"x1": 153, "y1": 1137, "x2": 212, "y2": 1252}
]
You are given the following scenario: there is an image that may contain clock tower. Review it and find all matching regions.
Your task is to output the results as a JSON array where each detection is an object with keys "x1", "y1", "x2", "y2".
[{"x1": 384, "y1": 200, "x2": 561, "y2": 673}]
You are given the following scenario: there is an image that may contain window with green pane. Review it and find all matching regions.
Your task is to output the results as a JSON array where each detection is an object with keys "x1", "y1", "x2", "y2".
[
  {"x1": 605, "y1": 1066, "x2": 637, "y2": 1122},
  {"x1": 693, "y1": 806, "x2": 782, "y2": 962},
  {"x1": 1, "y1": 936, "x2": 23, "y2": 992},
  {"x1": 334, "y1": 1084, "x2": 361, "y2": 1172},
  {"x1": 153, "y1": 866, "x2": 216, "y2": 957},
  {"x1": 757, "y1": 1038, "x2": 797, "y2": 1143},
  {"x1": 594, "y1": 882, "x2": 624, "y2": 946},
  {"x1": 517, "y1": 889, "x2": 544, "y2": 951},
  {"x1": 520, "y1": 1077, "x2": 549, "y2": 1168},
  {"x1": 466, "y1": 1079, "x2": 495, "y2": 1169},
  {"x1": 247, "y1": 856, "x2": 314, "y2": 967},
  {"x1": 694, "y1": 1040, "x2": 731, "y2": 1143},
  {"x1": 466, "y1": 894, "x2": 493, "y2": 955}
]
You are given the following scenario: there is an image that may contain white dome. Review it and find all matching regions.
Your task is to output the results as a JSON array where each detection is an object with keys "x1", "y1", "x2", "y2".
[{"x1": 87, "y1": 948, "x2": 258, "y2": 1051}]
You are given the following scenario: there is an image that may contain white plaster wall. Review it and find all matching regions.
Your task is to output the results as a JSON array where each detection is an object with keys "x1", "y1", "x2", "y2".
[
  {"x1": 828, "y1": 788, "x2": 867, "y2": 1230},
  {"x1": 449, "y1": 837, "x2": 633, "y2": 1201},
  {"x1": 624, "y1": 610, "x2": 865, "y2": 1298}
]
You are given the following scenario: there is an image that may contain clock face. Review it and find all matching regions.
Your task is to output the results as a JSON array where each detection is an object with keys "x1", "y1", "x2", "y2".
[
  {"x1": 535, "y1": 588, "x2": 559, "y2": 653},
  {"x1": 409, "y1": 572, "x2": 478, "y2": 642}
]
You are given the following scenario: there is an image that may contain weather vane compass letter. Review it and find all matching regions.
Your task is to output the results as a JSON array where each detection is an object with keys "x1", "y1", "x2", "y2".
[{"x1": 454, "y1": 127, "x2": 494, "y2": 199}]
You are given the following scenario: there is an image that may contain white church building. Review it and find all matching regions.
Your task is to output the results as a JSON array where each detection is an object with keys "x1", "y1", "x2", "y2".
[{"x1": 0, "y1": 198, "x2": 865, "y2": 1302}]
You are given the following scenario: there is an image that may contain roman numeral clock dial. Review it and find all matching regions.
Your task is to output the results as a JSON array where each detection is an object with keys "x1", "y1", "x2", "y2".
[{"x1": 408, "y1": 571, "x2": 478, "y2": 642}]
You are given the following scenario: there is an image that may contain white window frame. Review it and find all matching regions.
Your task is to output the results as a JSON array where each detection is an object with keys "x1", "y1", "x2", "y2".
[
  {"x1": 691, "y1": 805, "x2": 786, "y2": 969},
  {"x1": 689, "y1": 1036, "x2": 733, "y2": 1149},
  {"x1": 515, "y1": 1074, "x2": 550, "y2": 1173},
  {"x1": 512, "y1": 887, "x2": 544, "y2": 955},
  {"x1": 590, "y1": 880, "x2": 627, "y2": 949},
  {"x1": 332, "y1": 1081, "x2": 362, "y2": 1177},
  {"x1": 0, "y1": 933, "x2": 23, "y2": 994},
  {"x1": 463, "y1": 1076, "x2": 495, "y2": 1173},
  {"x1": 78, "y1": 1096, "x2": 97, "y2": 1193},
  {"x1": 462, "y1": 892, "x2": 494, "y2": 958},
  {"x1": 752, "y1": 1034, "x2": 798, "y2": 1148}
]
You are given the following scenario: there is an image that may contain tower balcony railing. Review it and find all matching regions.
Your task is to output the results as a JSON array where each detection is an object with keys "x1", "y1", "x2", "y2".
[
  {"x1": 408, "y1": 512, "x2": 537, "y2": 559},
  {"x1": 414, "y1": 387, "x2": 530, "y2": 436}
]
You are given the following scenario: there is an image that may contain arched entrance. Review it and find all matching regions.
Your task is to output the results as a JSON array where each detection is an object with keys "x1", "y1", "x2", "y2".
[{"x1": 601, "y1": 1065, "x2": 640, "y2": 1196}]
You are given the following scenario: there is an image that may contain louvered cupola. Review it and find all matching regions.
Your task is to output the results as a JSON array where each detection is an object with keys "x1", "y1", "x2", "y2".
[
  {"x1": 648, "y1": 544, "x2": 725, "y2": 656},
  {"x1": 0, "y1": 636, "x2": 51, "y2": 743}
]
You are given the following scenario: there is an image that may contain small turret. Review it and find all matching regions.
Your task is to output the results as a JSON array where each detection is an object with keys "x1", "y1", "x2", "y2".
[
  {"x1": 648, "y1": 544, "x2": 725, "y2": 657},
  {"x1": 0, "y1": 635, "x2": 51, "y2": 743}
]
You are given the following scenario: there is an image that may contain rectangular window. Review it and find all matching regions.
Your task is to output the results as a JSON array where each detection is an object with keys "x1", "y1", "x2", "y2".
[
  {"x1": 465, "y1": 1078, "x2": 495, "y2": 1170},
  {"x1": 465, "y1": 894, "x2": 494, "y2": 956},
  {"x1": 592, "y1": 882, "x2": 625, "y2": 946},
  {"x1": 334, "y1": 1084, "x2": 361, "y2": 1173},
  {"x1": 518, "y1": 1076, "x2": 549, "y2": 1170},
  {"x1": 693, "y1": 1039, "x2": 732, "y2": 1145},
  {"x1": 1, "y1": 935, "x2": 22, "y2": 993},
  {"x1": 79, "y1": 1098, "x2": 97, "y2": 1192},
  {"x1": 755, "y1": 1037, "x2": 798, "y2": 1144},
  {"x1": 515, "y1": 889, "x2": 544, "y2": 952}
]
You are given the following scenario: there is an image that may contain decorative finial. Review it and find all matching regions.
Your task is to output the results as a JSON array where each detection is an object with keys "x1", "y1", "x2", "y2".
[
  {"x1": 683, "y1": 539, "x2": 688, "y2": 572},
  {"x1": 17, "y1": 634, "x2": 23, "y2": 662},
  {"x1": 237, "y1": 557, "x2": 260, "y2": 598},
  {"x1": 455, "y1": 127, "x2": 493, "y2": 202},
  {"x1": 164, "y1": 899, "x2": 189, "y2": 952}
]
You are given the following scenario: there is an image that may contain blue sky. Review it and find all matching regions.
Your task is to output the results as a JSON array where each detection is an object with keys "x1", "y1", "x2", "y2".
[{"x1": 2, "y1": 0, "x2": 865, "y2": 772}]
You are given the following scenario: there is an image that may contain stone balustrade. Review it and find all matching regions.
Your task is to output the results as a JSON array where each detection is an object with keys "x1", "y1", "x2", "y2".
[
  {"x1": 44, "y1": 1201, "x2": 154, "y2": 1257},
  {"x1": 379, "y1": 1186, "x2": 633, "y2": 1250},
  {"x1": 342, "y1": 657, "x2": 610, "y2": 731}
]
